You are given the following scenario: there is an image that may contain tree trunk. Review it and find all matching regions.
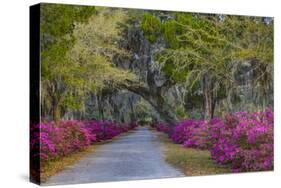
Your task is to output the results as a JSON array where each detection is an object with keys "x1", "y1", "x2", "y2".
[
  {"x1": 147, "y1": 94, "x2": 178, "y2": 125},
  {"x1": 97, "y1": 94, "x2": 104, "y2": 120},
  {"x1": 53, "y1": 102, "x2": 60, "y2": 123},
  {"x1": 202, "y1": 74, "x2": 215, "y2": 120},
  {"x1": 129, "y1": 99, "x2": 136, "y2": 122},
  {"x1": 109, "y1": 94, "x2": 120, "y2": 122}
]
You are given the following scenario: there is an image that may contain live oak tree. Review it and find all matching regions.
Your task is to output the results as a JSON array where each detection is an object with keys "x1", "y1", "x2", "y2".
[
  {"x1": 41, "y1": 5, "x2": 135, "y2": 122},
  {"x1": 142, "y1": 13, "x2": 273, "y2": 119},
  {"x1": 41, "y1": 4, "x2": 96, "y2": 122},
  {"x1": 69, "y1": 8, "x2": 136, "y2": 120}
]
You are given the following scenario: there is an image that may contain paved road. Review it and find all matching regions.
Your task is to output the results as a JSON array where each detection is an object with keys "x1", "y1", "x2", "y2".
[{"x1": 45, "y1": 127, "x2": 184, "y2": 185}]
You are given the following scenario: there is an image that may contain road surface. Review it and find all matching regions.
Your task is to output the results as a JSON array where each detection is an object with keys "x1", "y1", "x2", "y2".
[{"x1": 45, "y1": 127, "x2": 184, "y2": 185}]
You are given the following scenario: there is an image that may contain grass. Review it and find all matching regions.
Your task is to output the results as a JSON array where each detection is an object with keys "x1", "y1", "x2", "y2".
[{"x1": 156, "y1": 131, "x2": 231, "y2": 176}]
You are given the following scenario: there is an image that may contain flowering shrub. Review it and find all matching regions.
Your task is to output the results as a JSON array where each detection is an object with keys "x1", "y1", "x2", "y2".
[
  {"x1": 210, "y1": 108, "x2": 273, "y2": 172},
  {"x1": 30, "y1": 122, "x2": 57, "y2": 160},
  {"x1": 169, "y1": 120, "x2": 192, "y2": 144},
  {"x1": 84, "y1": 121, "x2": 119, "y2": 141},
  {"x1": 31, "y1": 120, "x2": 138, "y2": 162},
  {"x1": 153, "y1": 108, "x2": 274, "y2": 172},
  {"x1": 31, "y1": 121, "x2": 94, "y2": 161},
  {"x1": 55, "y1": 121, "x2": 94, "y2": 156},
  {"x1": 154, "y1": 122, "x2": 172, "y2": 134},
  {"x1": 169, "y1": 119, "x2": 211, "y2": 149},
  {"x1": 84, "y1": 121, "x2": 137, "y2": 141}
]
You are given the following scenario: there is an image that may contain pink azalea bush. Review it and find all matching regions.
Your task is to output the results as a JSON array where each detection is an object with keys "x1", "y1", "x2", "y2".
[
  {"x1": 30, "y1": 122, "x2": 57, "y2": 160},
  {"x1": 84, "y1": 121, "x2": 121, "y2": 141},
  {"x1": 154, "y1": 122, "x2": 172, "y2": 134},
  {"x1": 84, "y1": 121, "x2": 137, "y2": 141},
  {"x1": 210, "y1": 108, "x2": 273, "y2": 172},
  {"x1": 154, "y1": 108, "x2": 274, "y2": 172},
  {"x1": 31, "y1": 120, "x2": 138, "y2": 162},
  {"x1": 155, "y1": 119, "x2": 213, "y2": 149},
  {"x1": 169, "y1": 119, "x2": 212, "y2": 149},
  {"x1": 31, "y1": 121, "x2": 94, "y2": 161}
]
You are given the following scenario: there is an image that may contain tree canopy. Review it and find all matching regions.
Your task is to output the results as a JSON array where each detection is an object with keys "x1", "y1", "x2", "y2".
[
  {"x1": 40, "y1": 4, "x2": 273, "y2": 124},
  {"x1": 141, "y1": 12, "x2": 273, "y2": 119},
  {"x1": 41, "y1": 5, "x2": 135, "y2": 122}
]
